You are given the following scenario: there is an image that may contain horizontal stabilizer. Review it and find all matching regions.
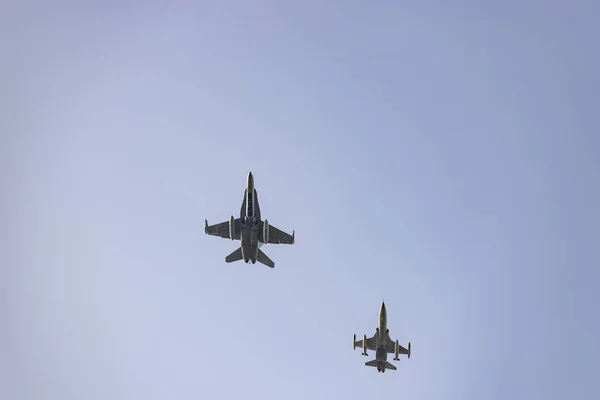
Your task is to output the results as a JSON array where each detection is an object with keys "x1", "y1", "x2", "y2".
[
  {"x1": 225, "y1": 247, "x2": 243, "y2": 263},
  {"x1": 257, "y1": 248, "x2": 275, "y2": 268},
  {"x1": 365, "y1": 360, "x2": 397, "y2": 370}
]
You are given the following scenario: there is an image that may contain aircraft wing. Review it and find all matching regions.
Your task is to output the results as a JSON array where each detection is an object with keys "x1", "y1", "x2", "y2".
[
  {"x1": 261, "y1": 222, "x2": 294, "y2": 244},
  {"x1": 385, "y1": 336, "x2": 408, "y2": 354},
  {"x1": 205, "y1": 218, "x2": 241, "y2": 240},
  {"x1": 354, "y1": 334, "x2": 377, "y2": 351}
]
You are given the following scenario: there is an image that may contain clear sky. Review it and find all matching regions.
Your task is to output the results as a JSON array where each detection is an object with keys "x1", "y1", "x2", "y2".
[{"x1": 3, "y1": 1, "x2": 600, "y2": 399}]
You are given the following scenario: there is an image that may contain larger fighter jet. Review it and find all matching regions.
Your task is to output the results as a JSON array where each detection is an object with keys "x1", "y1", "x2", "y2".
[
  {"x1": 205, "y1": 172, "x2": 295, "y2": 268},
  {"x1": 353, "y1": 302, "x2": 411, "y2": 373}
]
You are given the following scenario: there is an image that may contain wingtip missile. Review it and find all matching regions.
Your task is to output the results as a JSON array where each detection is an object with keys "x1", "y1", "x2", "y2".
[{"x1": 205, "y1": 219, "x2": 208, "y2": 234}]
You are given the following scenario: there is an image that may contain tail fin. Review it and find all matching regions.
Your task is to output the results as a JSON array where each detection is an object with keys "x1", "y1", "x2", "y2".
[
  {"x1": 257, "y1": 248, "x2": 275, "y2": 268},
  {"x1": 225, "y1": 247, "x2": 243, "y2": 263}
]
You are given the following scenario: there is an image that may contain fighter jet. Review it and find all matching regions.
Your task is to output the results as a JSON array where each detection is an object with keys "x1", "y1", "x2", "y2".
[
  {"x1": 205, "y1": 172, "x2": 295, "y2": 268},
  {"x1": 353, "y1": 302, "x2": 411, "y2": 373}
]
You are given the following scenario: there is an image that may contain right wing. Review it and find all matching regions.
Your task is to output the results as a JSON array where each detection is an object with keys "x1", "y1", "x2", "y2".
[
  {"x1": 385, "y1": 336, "x2": 409, "y2": 355},
  {"x1": 261, "y1": 222, "x2": 295, "y2": 244},
  {"x1": 205, "y1": 219, "x2": 241, "y2": 240},
  {"x1": 354, "y1": 334, "x2": 377, "y2": 351}
]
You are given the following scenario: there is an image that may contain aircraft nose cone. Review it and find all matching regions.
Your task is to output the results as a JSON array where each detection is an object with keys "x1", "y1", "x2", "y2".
[{"x1": 247, "y1": 171, "x2": 254, "y2": 188}]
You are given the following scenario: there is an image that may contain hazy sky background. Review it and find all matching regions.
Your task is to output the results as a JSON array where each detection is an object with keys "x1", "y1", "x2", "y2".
[{"x1": 2, "y1": 1, "x2": 599, "y2": 399}]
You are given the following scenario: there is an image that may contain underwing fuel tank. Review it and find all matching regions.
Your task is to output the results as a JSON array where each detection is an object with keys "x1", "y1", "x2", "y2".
[
  {"x1": 263, "y1": 219, "x2": 269, "y2": 243},
  {"x1": 229, "y1": 215, "x2": 235, "y2": 240}
]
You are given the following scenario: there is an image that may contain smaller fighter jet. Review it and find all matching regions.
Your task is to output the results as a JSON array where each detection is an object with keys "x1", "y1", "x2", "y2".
[{"x1": 353, "y1": 302, "x2": 411, "y2": 373}]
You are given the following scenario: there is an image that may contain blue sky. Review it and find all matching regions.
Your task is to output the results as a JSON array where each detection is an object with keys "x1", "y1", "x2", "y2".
[{"x1": 3, "y1": 1, "x2": 599, "y2": 399}]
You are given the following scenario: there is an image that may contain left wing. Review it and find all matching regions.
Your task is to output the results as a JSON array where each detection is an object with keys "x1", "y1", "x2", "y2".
[
  {"x1": 355, "y1": 334, "x2": 377, "y2": 351},
  {"x1": 205, "y1": 219, "x2": 241, "y2": 240},
  {"x1": 260, "y1": 222, "x2": 294, "y2": 244}
]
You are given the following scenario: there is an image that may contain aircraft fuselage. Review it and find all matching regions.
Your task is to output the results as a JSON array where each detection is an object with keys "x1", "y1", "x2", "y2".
[
  {"x1": 375, "y1": 302, "x2": 389, "y2": 372},
  {"x1": 239, "y1": 172, "x2": 262, "y2": 263}
]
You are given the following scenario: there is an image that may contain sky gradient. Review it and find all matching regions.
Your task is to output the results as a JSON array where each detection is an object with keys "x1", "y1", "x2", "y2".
[{"x1": 3, "y1": 1, "x2": 600, "y2": 399}]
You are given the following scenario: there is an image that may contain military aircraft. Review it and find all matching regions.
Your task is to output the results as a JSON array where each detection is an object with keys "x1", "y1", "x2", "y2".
[
  {"x1": 353, "y1": 302, "x2": 411, "y2": 373},
  {"x1": 205, "y1": 172, "x2": 295, "y2": 268}
]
